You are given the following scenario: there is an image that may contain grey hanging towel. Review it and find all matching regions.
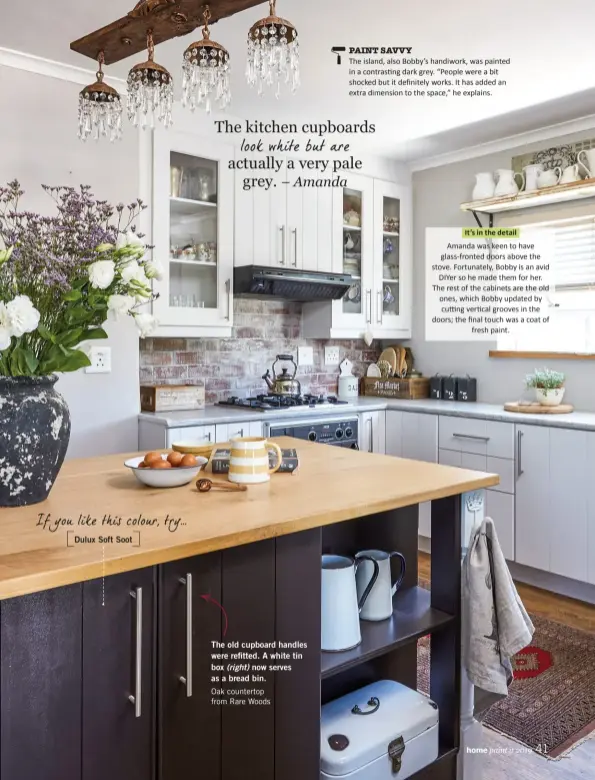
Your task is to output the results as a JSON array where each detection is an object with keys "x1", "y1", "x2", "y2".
[{"x1": 463, "y1": 517, "x2": 534, "y2": 718}]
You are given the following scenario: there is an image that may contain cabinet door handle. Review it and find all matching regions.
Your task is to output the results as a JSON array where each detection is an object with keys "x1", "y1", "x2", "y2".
[
  {"x1": 517, "y1": 430, "x2": 523, "y2": 477},
  {"x1": 279, "y1": 226, "x2": 286, "y2": 265},
  {"x1": 368, "y1": 417, "x2": 373, "y2": 453},
  {"x1": 366, "y1": 289, "x2": 372, "y2": 324},
  {"x1": 225, "y1": 278, "x2": 231, "y2": 321},
  {"x1": 452, "y1": 433, "x2": 490, "y2": 442},
  {"x1": 377, "y1": 290, "x2": 383, "y2": 324},
  {"x1": 178, "y1": 574, "x2": 193, "y2": 697},
  {"x1": 292, "y1": 228, "x2": 298, "y2": 267},
  {"x1": 128, "y1": 587, "x2": 143, "y2": 718}
]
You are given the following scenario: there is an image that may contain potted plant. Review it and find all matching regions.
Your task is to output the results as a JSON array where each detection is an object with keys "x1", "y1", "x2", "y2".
[
  {"x1": 525, "y1": 368, "x2": 566, "y2": 406},
  {"x1": 0, "y1": 181, "x2": 161, "y2": 507}
]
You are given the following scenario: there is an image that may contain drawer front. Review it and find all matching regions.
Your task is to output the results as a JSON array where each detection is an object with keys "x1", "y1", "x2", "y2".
[
  {"x1": 216, "y1": 421, "x2": 263, "y2": 442},
  {"x1": 166, "y1": 425, "x2": 216, "y2": 448},
  {"x1": 439, "y1": 416, "x2": 514, "y2": 459},
  {"x1": 485, "y1": 489, "x2": 515, "y2": 561},
  {"x1": 439, "y1": 450, "x2": 514, "y2": 494}
]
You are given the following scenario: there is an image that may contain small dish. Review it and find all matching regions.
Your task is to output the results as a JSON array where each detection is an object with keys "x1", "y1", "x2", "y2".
[
  {"x1": 171, "y1": 439, "x2": 215, "y2": 457},
  {"x1": 366, "y1": 363, "x2": 382, "y2": 378},
  {"x1": 125, "y1": 454, "x2": 208, "y2": 488}
]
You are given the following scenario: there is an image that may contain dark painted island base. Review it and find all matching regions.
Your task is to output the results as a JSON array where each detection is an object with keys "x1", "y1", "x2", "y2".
[{"x1": 0, "y1": 495, "x2": 461, "y2": 780}]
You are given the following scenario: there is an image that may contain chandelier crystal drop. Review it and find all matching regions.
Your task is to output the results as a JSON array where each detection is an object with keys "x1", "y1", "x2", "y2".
[
  {"x1": 78, "y1": 52, "x2": 123, "y2": 142},
  {"x1": 182, "y1": 6, "x2": 231, "y2": 113},
  {"x1": 246, "y1": 0, "x2": 299, "y2": 97},
  {"x1": 127, "y1": 30, "x2": 174, "y2": 129}
]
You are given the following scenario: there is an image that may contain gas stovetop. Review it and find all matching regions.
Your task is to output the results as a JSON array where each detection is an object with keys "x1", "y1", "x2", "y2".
[{"x1": 217, "y1": 394, "x2": 349, "y2": 412}]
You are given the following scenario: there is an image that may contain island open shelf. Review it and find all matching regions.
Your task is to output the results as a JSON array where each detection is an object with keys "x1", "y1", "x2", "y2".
[{"x1": 321, "y1": 585, "x2": 454, "y2": 679}]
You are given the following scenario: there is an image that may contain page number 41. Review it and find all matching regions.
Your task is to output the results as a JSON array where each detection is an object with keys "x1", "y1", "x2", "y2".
[{"x1": 536, "y1": 744, "x2": 549, "y2": 754}]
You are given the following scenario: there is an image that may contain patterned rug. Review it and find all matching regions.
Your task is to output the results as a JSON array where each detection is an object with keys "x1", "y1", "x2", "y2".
[{"x1": 417, "y1": 615, "x2": 595, "y2": 759}]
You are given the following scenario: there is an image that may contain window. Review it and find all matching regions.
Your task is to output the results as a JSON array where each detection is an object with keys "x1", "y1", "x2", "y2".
[{"x1": 496, "y1": 215, "x2": 595, "y2": 354}]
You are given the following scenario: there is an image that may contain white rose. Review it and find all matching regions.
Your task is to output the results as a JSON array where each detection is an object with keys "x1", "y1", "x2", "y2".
[
  {"x1": 134, "y1": 313, "x2": 159, "y2": 338},
  {"x1": 89, "y1": 259, "x2": 115, "y2": 289},
  {"x1": 120, "y1": 260, "x2": 142, "y2": 284},
  {"x1": 107, "y1": 294, "x2": 135, "y2": 318},
  {"x1": 144, "y1": 258, "x2": 164, "y2": 280},
  {"x1": 0, "y1": 302, "x2": 11, "y2": 350},
  {"x1": 5, "y1": 295, "x2": 40, "y2": 337},
  {"x1": 117, "y1": 231, "x2": 145, "y2": 258}
]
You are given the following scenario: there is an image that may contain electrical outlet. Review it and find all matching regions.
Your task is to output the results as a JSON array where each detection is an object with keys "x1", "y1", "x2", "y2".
[
  {"x1": 325, "y1": 346, "x2": 340, "y2": 366},
  {"x1": 85, "y1": 346, "x2": 112, "y2": 374},
  {"x1": 298, "y1": 346, "x2": 313, "y2": 366}
]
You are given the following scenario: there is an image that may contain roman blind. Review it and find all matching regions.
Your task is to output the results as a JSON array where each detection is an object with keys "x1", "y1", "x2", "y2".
[{"x1": 538, "y1": 216, "x2": 595, "y2": 291}]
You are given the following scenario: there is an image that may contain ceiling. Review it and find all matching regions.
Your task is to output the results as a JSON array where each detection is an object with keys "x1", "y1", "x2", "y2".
[{"x1": 3, "y1": 0, "x2": 595, "y2": 161}]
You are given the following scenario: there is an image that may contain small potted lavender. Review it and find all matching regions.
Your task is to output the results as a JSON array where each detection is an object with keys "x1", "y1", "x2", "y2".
[
  {"x1": 0, "y1": 181, "x2": 161, "y2": 507},
  {"x1": 525, "y1": 368, "x2": 566, "y2": 406}
]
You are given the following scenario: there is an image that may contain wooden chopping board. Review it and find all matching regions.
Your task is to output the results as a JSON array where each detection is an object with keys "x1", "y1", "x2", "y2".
[{"x1": 504, "y1": 402, "x2": 574, "y2": 414}]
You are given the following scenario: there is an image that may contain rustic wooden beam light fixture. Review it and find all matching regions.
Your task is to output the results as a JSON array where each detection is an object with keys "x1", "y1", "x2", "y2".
[{"x1": 70, "y1": 0, "x2": 266, "y2": 66}]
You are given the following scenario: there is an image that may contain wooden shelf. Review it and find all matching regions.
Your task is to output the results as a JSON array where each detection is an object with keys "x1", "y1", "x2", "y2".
[
  {"x1": 383, "y1": 231, "x2": 400, "y2": 237},
  {"x1": 383, "y1": 278, "x2": 399, "y2": 284},
  {"x1": 170, "y1": 197, "x2": 217, "y2": 216},
  {"x1": 461, "y1": 176, "x2": 595, "y2": 214},
  {"x1": 320, "y1": 586, "x2": 454, "y2": 679},
  {"x1": 170, "y1": 258, "x2": 217, "y2": 267},
  {"x1": 343, "y1": 224, "x2": 362, "y2": 231}
]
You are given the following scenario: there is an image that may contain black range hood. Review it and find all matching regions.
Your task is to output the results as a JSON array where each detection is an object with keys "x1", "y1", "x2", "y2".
[{"x1": 234, "y1": 266, "x2": 352, "y2": 302}]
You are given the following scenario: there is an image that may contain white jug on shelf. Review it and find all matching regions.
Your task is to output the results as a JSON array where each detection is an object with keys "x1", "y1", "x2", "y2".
[
  {"x1": 472, "y1": 172, "x2": 495, "y2": 200},
  {"x1": 494, "y1": 168, "x2": 524, "y2": 197},
  {"x1": 560, "y1": 164, "x2": 580, "y2": 184},
  {"x1": 522, "y1": 163, "x2": 544, "y2": 192},
  {"x1": 537, "y1": 167, "x2": 561, "y2": 189},
  {"x1": 577, "y1": 149, "x2": 595, "y2": 179}
]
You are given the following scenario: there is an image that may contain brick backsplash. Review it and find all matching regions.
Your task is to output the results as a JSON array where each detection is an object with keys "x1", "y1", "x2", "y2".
[{"x1": 140, "y1": 299, "x2": 380, "y2": 404}]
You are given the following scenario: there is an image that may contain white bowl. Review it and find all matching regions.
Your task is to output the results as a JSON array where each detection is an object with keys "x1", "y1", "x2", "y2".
[{"x1": 125, "y1": 454, "x2": 208, "y2": 488}]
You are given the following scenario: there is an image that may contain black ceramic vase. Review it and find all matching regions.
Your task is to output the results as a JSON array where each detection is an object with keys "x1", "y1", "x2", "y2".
[{"x1": 0, "y1": 375, "x2": 71, "y2": 507}]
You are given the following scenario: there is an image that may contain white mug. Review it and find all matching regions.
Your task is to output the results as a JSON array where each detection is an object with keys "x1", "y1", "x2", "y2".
[
  {"x1": 355, "y1": 549, "x2": 406, "y2": 621},
  {"x1": 560, "y1": 163, "x2": 580, "y2": 184}
]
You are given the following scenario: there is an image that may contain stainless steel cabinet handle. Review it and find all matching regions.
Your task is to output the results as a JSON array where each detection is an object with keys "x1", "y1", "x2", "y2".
[
  {"x1": 368, "y1": 418, "x2": 373, "y2": 453},
  {"x1": 366, "y1": 289, "x2": 372, "y2": 324},
  {"x1": 225, "y1": 279, "x2": 231, "y2": 321},
  {"x1": 178, "y1": 574, "x2": 193, "y2": 697},
  {"x1": 292, "y1": 228, "x2": 298, "y2": 267},
  {"x1": 517, "y1": 430, "x2": 523, "y2": 477},
  {"x1": 377, "y1": 290, "x2": 383, "y2": 324},
  {"x1": 279, "y1": 226, "x2": 286, "y2": 265},
  {"x1": 452, "y1": 433, "x2": 490, "y2": 442},
  {"x1": 128, "y1": 587, "x2": 143, "y2": 718}
]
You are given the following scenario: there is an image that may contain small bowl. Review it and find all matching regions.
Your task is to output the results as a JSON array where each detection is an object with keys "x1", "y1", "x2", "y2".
[
  {"x1": 171, "y1": 439, "x2": 216, "y2": 457},
  {"x1": 125, "y1": 454, "x2": 208, "y2": 488}
]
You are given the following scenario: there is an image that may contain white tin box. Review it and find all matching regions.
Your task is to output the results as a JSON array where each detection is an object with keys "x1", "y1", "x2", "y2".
[{"x1": 320, "y1": 680, "x2": 439, "y2": 779}]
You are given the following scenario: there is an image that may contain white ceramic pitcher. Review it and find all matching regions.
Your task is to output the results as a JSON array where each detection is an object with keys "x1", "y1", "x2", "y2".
[
  {"x1": 494, "y1": 168, "x2": 524, "y2": 197},
  {"x1": 537, "y1": 167, "x2": 561, "y2": 189},
  {"x1": 522, "y1": 163, "x2": 544, "y2": 192},
  {"x1": 321, "y1": 554, "x2": 379, "y2": 652},
  {"x1": 560, "y1": 164, "x2": 580, "y2": 184},
  {"x1": 355, "y1": 550, "x2": 406, "y2": 621},
  {"x1": 577, "y1": 149, "x2": 595, "y2": 179},
  {"x1": 472, "y1": 172, "x2": 495, "y2": 200}
]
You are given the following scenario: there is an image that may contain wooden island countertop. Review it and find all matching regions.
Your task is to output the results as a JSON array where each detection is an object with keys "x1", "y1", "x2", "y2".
[{"x1": 0, "y1": 437, "x2": 498, "y2": 600}]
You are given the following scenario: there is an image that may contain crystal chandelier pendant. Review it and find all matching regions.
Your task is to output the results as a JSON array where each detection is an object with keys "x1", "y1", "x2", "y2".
[
  {"x1": 182, "y1": 6, "x2": 231, "y2": 113},
  {"x1": 78, "y1": 52, "x2": 123, "y2": 141},
  {"x1": 246, "y1": 0, "x2": 299, "y2": 97},
  {"x1": 127, "y1": 30, "x2": 174, "y2": 129}
]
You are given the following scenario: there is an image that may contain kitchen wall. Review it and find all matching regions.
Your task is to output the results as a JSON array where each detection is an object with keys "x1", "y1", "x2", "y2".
[
  {"x1": 411, "y1": 125, "x2": 595, "y2": 411},
  {"x1": 140, "y1": 299, "x2": 380, "y2": 403},
  {"x1": 0, "y1": 64, "x2": 141, "y2": 457}
]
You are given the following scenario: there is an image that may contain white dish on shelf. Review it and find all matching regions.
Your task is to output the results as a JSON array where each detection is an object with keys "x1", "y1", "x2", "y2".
[{"x1": 366, "y1": 363, "x2": 382, "y2": 378}]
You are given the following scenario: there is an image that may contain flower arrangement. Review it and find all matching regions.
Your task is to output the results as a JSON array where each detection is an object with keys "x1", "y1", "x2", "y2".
[
  {"x1": 0, "y1": 180, "x2": 161, "y2": 377},
  {"x1": 525, "y1": 368, "x2": 565, "y2": 390}
]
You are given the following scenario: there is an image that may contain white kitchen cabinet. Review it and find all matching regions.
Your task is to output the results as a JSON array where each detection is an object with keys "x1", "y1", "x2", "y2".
[
  {"x1": 372, "y1": 180, "x2": 412, "y2": 337},
  {"x1": 439, "y1": 416, "x2": 514, "y2": 459},
  {"x1": 215, "y1": 421, "x2": 263, "y2": 442},
  {"x1": 234, "y1": 154, "x2": 332, "y2": 272},
  {"x1": 152, "y1": 129, "x2": 234, "y2": 336},
  {"x1": 438, "y1": 448, "x2": 515, "y2": 560},
  {"x1": 359, "y1": 411, "x2": 385, "y2": 454},
  {"x1": 515, "y1": 425, "x2": 590, "y2": 581},
  {"x1": 588, "y1": 435, "x2": 595, "y2": 586},
  {"x1": 166, "y1": 425, "x2": 216, "y2": 449},
  {"x1": 385, "y1": 411, "x2": 438, "y2": 538}
]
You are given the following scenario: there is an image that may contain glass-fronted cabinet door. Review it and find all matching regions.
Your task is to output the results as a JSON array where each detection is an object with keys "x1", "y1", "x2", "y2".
[
  {"x1": 152, "y1": 130, "x2": 234, "y2": 332},
  {"x1": 373, "y1": 180, "x2": 411, "y2": 336},
  {"x1": 331, "y1": 174, "x2": 374, "y2": 333}
]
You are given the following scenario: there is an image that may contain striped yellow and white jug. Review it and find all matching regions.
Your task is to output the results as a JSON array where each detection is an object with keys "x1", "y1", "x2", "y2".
[{"x1": 228, "y1": 437, "x2": 283, "y2": 485}]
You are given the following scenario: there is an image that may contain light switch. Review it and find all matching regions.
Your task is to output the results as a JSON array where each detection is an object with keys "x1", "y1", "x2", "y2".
[{"x1": 298, "y1": 346, "x2": 313, "y2": 366}]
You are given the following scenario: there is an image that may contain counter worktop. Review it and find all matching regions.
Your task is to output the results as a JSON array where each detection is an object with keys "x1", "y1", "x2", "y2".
[
  {"x1": 0, "y1": 437, "x2": 497, "y2": 601},
  {"x1": 139, "y1": 397, "x2": 595, "y2": 432}
]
